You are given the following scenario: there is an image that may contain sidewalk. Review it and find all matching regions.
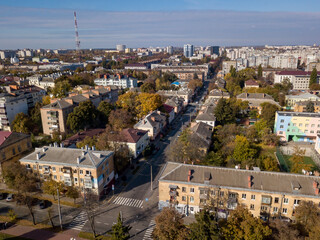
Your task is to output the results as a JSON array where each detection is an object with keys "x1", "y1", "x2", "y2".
[{"x1": 0, "y1": 224, "x2": 86, "y2": 240}]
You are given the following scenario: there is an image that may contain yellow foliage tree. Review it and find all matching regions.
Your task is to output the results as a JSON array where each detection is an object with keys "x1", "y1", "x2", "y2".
[{"x1": 136, "y1": 93, "x2": 162, "y2": 118}]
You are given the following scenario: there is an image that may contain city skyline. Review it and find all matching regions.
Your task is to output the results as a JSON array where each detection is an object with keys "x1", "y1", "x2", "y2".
[{"x1": 1, "y1": 1, "x2": 320, "y2": 49}]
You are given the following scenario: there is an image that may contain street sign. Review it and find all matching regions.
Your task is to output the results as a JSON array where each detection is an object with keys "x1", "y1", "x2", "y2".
[{"x1": 112, "y1": 184, "x2": 114, "y2": 191}]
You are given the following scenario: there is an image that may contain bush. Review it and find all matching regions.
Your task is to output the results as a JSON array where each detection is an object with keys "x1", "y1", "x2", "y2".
[{"x1": 7, "y1": 209, "x2": 17, "y2": 222}]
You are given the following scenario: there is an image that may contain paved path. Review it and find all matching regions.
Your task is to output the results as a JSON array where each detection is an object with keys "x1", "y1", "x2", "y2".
[{"x1": 0, "y1": 224, "x2": 86, "y2": 240}]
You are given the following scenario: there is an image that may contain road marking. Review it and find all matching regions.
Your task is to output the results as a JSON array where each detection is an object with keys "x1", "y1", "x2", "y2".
[
  {"x1": 113, "y1": 196, "x2": 143, "y2": 208},
  {"x1": 143, "y1": 220, "x2": 156, "y2": 240},
  {"x1": 67, "y1": 211, "x2": 87, "y2": 231}
]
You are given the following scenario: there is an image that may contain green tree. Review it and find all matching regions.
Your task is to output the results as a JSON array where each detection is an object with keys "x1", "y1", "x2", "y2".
[
  {"x1": 260, "y1": 102, "x2": 280, "y2": 129},
  {"x1": 204, "y1": 151, "x2": 225, "y2": 167},
  {"x1": 306, "y1": 101, "x2": 315, "y2": 113},
  {"x1": 153, "y1": 207, "x2": 186, "y2": 240},
  {"x1": 310, "y1": 68, "x2": 318, "y2": 86},
  {"x1": 232, "y1": 135, "x2": 257, "y2": 164},
  {"x1": 258, "y1": 64, "x2": 263, "y2": 79},
  {"x1": 290, "y1": 147, "x2": 312, "y2": 173},
  {"x1": 76, "y1": 136, "x2": 98, "y2": 149},
  {"x1": 65, "y1": 186, "x2": 80, "y2": 204},
  {"x1": 97, "y1": 101, "x2": 114, "y2": 124},
  {"x1": 12, "y1": 112, "x2": 31, "y2": 133},
  {"x1": 229, "y1": 65, "x2": 237, "y2": 78},
  {"x1": 110, "y1": 213, "x2": 131, "y2": 240},
  {"x1": 221, "y1": 205, "x2": 272, "y2": 240},
  {"x1": 214, "y1": 98, "x2": 236, "y2": 125},
  {"x1": 189, "y1": 209, "x2": 219, "y2": 240},
  {"x1": 67, "y1": 100, "x2": 98, "y2": 132},
  {"x1": 52, "y1": 80, "x2": 71, "y2": 98}
]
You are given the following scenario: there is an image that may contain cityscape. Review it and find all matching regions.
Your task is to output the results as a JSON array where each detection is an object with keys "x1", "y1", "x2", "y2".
[{"x1": 1, "y1": 0, "x2": 320, "y2": 240}]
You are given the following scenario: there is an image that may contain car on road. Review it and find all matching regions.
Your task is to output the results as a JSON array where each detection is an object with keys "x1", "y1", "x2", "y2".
[
  {"x1": 0, "y1": 193, "x2": 5, "y2": 200},
  {"x1": 39, "y1": 200, "x2": 46, "y2": 209},
  {"x1": 6, "y1": 194, "x2": 13, "y2": 202}
]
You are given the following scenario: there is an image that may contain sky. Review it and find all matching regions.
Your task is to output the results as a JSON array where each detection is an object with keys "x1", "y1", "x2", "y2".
[{"x1": 0, "y1": 0, "x2": 320, "y2": 49}]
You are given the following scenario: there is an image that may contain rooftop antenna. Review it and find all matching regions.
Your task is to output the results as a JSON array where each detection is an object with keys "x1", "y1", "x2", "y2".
[{"x1": 74, "y1": 11, "x2": 81, "y2": 62}]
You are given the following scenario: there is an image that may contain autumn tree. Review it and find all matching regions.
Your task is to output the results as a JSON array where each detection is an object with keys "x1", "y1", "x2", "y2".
[
  {"x1": 66, "y1": 185, "x2": 80, "y2": 204},
  {"x1": 12, "y1": 112, "x2": 31, "y2": 133},
  {"x1": 76, "y1": 136, "x2": 98, "y2": 149},
  {"x1": 220, "y1": 205, "x2": 272, "y2": 240},
  {"x1": 260, "y1": 102, "x2": 280, "y2": 129},
  {"x1": 116, "y1": 91, "x2": 138, "y2": 115},
  {"x1": 141, "y1": 82, "x2": 156, "y2": 93},
  {"x1": 52, "y1": 80, "x2": 71, "y2": 98},
  {"x1": 153, "y1": 207, "x2": 187, "y2": 240},
  {"x1": 232, "y1": 135, "x2": 257, "y2": 165},
  {"x1": 110, "y1": 213, "x2": 131, "y2": 240},
  {"x1": 306, "y1": 101, "x2": 315, "y2": 113},
  {"x1": 269, "y1": 219, "x2": 301, "y2": 240},
  {"x1": 42, "y1": 95, "x2": 51, "y2": 105},
  {"x1": 295, "y1": 201, "x2": 320, "y2": 235},
  {"x1": 136, "y1": 93, "x2": 162, "y2": 118},
  {"x1": 188, "y1": 79, "x2": 203, "y2": 92},
  {"x1": 108, "y1": 109, "x2": 133, "y2": 131},
  {"x1": 97, "y1": 101, "x2": 114, "y2": 124},
  {"x1": 290, "y1": 147, "x2": 312, "y2": 173},
  {"x1": 42, "y1": 179, "x2": 65, "y2": 200},
  {"x1": 310, "y1": 67, "x2": 318, "y2": 86}
]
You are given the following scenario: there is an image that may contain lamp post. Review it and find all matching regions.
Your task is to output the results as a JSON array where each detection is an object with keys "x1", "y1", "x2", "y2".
[{"x1": 145, "y1": 162, "x2": 153, "y2": 191}]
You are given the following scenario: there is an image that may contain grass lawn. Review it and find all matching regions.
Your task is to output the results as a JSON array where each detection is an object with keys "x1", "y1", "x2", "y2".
[
  {"x1": 283, "y1": 155, "x2": 319, "y2": 172},
  {"x1": 0, "y1": 232, "x2": 32, "y2": 240},
  {"x1": 259, "y1": 145, "x2": 277, "y2": 159}
]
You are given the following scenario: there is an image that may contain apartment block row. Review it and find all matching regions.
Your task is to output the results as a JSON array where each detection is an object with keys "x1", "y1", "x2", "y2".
[
  {"x1": 159, "y1": 162, "x2": 320, "y2": 220},
  {"x1": 274, "y1": 71, "x2": 320, "y2": 90},
  {"x1": 94, "y1": 74, "x2": 138, "y2": 89}
]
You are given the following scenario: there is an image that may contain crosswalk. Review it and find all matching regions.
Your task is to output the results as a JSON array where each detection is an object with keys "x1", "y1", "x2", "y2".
[
  {"x1": 68, "y1": 211, "x2": 88, "y2": 231},
  {"x1": 143, "y1": 220, "x2": 156, "y2": 240},
  {"x1": 113, "y1": 196, "x2": 144, "y2": 208}
]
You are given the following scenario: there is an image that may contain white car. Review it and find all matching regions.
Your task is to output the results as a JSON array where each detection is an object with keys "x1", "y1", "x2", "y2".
[{"x1": 6, "y1": 194, "x2": 13, "y2": 202}]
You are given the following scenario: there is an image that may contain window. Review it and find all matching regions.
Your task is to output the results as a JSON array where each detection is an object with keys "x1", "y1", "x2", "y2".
[
  {"x1": 182, "y1": 196, "x2": 186, "y2": 201},
  {"x1": 18, "y1": 145, "x2": 21, "y2": 152},
  {"x1": 242, "y1": 194, "x2": 246, "y2": 199},
  {"x1": 312, "y1": 124, "x2": 315, "y2": 128},
  {"x1": 12, "y1": 148, "x2": 15, "y2": 155},
  {"x1": 288, "y1": 123, "x2": 291, "y2": 126},
  {"x1": 250, "y1": 204, "x2": 255, "y2": 210},
  {"x1": 294, "y1": 199, "x2": 300, "y2": 205},
  {"x1": 190, "y1": 196, "x2": 194, "y2": 203},
  {"x1": 318, "y1": 124, "x2": 320, "y2": 128},
  {"x1": 210, "y1": 190, "x2": 215, "y2": 196},
  {"x1": 190, "y1": 188, "x2": 195, "y2": 193},
  {"x1": 52, "y1": 167, "x2": 56, "y2": 172},
  {"x1": 74, "y1": 177, "x2": 78, "y2": 182},
  {"x1": 273, "y1": 207, "x2": 278, "y2": 213},
  {"x1": 251, "y1": 195, "x2": 255, "y2": 200},
  {"x1": 80, "y1": 170, "x2": 83, "y2": 174},
  {"x1": 182, "y1": 187, "x2": 186, "y2": 192},
  {"x1": 80, "y1": 178, "x2": 84, "y2": 183},
  {"x1": 220, "y1": 191, "x2": 224, "y2": 197},
  {"x1": 280, "y1": 125, "x2": 284, "y2": 129},
  {"x1": 274, "y1": 197, "x2": 279, "y2": 203},
  {"x1": 39, "y1": 165, "x2": 42, "y2": 169},
  {"x1": 283, "y1": 198, "x2": 289, "y2": 204},
  {"x1": 280, "y1": 119, "x2": 284, "y2": 123},
  {"x1": 86, "y1": 170, "x2": 91, "y2": 175},
  {"x1": 305, "y1": 130, "x2": 308, "y2": 133},
  {"x1": 261, "y1": 206, "x2": 268, "y2": 211},
  {"x1": 299, "y1": 123, "x2": 303, "y2": 127},
  {"x1": 293, "y1": 123, "x2": 296, "y2": 126},
  {"x1": 229, "y1": 193, "x2": 236, "y2": 198},
  {"x1": 311, "y1": 130, "x2": 314, "y2": 133},
  {"x1": 282, "y1": 208, "x2": 287, "y2": 214},
  {"x1": 279, "y1": 131, "x2": 283, "y2": 134},
  {"x1": 60, "y1": 176, "x2": 64, "y2": 180},
  {"x1": 53, "y1": 175, "x2": 57, "y2": 180},
  {"x1": 305, "y1": 124, "x2": 309, "y2": 127}
]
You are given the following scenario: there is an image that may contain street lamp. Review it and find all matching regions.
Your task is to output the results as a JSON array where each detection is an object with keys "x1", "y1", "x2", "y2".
[{"x1": 145, "y1": 161, "x2": 153, "y2": 191}]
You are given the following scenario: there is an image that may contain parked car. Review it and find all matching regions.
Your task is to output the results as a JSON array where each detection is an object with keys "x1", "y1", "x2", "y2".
[
  {"x1": 0, "y1": 193, "x2": 5, "y2": 200},
  {"x1": 39, "y1": 200, "x2": 46, "y2": 209},
  {"x1": 6, "y1": 194, "x2": 13, "y2": 202}
]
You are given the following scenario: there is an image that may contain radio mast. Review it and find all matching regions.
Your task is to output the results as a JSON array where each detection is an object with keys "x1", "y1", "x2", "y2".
[{"x1": 74, "y1": 11, "x2": 81, "y2": 62}]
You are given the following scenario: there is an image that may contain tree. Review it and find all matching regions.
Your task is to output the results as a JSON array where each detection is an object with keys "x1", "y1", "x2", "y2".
[
  {"x1": 52, "y1": 80, "x2": 71, "y2": 98},
  {"x1": 110, "y1": 213, "x2": 131, "y2": 240},
  {"x1": 290, "y1": 147, "x2": 312, "y2": 173},
  {"x1": 108, "y1": 109, "x2": 133, "y2": 131},
  {"x1": 67, "y1": 100, "x2": 98, "y2": 132},
  {"x1": 221, "y1": 205, "x2": 272, "y2": 240},
  {"x1": 76, "y1": 136, "x2": 98, "y2": 149},
  {"x1": 42, "y1": 179, "x2": 64, "y2": 200},
  {"x1": 260, "y1": 102, "x2": 280, "y2": 129},
  {"x1": 12, "y1": 112, "x2": 31, "y2": 133},
  {"x1": 116, "y1": 91, "x2": 138, "y2": 115},
  {"x1": 141, "y1": 82, "x2": 156, "y2": 93},
  {"x1": 269, "y1": 219, "x2": 301, "y2": 240},
  {"x1": 188, "y1": 79, "x2": 203, "y2": 92},
  {"x1": 153, "y1": 207, "x2": 186, "y2": 240},
  {"x1": 258, "y1": 64, "x2": 263, "y2": 79},
  {"x1": 189, "y1": 209, "x2": 219, "y2": 240},
  {"x1": 66, "y1": 186, "x2": 80, "y2": 204},
  {"x1": 306, "y1": 101, "x2": 315, "y2": 113},
  {"x1": 295, "y1": 201, "x2": 320, "y2": 235},
  {"x1": 229, "y1": 66, "x2": 237, "y2": 78},
  {"x1": 42, "y1": 95, "x2": 51, "y2": 105},
  {"x1": 310, "y1": 68, "x2": 318, "y2": 86},
  {"x1": 97, "y1": 101, "x2": 114, "y2": 124},
  {"x1": 214, "y1": 98, "x2": 236, "y2": 125},
  {"x1": 232, "y1": 135, "x2": 257, "y2": 165},
  {"x1": 204, "y1": 151, "x2": 225, "y2": 167},
  {"x1": 29, "y1": 102, "x2": 43, "y2": 134},
  {"x1": 136, "y1": 93, "x2": 162, "y2": 118},
  {"x1": 261, "y1": 156, "x2": 279, "y2": 171}
]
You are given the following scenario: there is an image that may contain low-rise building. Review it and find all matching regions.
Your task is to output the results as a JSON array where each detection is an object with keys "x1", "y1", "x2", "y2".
[
  {"x1": 244, "y1": 79, "x2": 259, "y2": 88},
  {"x1": 189, "y1": 122, "x2": 213, "y2": 153},
  {"x1": 274, "y1": 111, "x2": 320, "y2": 142},
  {"x1": 0, "y1": 131, "x2": 32, "y2": 177},
  {"x1": 159, "y1": 162, "x2": 320, "y2": 219},
  {"x1": 237, "y1": 93, "x2": 280, "y2": 114},
  {"x1": 195, "y1": 106, "x2": 216, "y2": 128},
  {"x1": 162, "y1": 104, "x2": 175, "y2": 124},
  {"x1": 165, "y1": 97, "x2": 184, "y2": 114},
  {"x1": 157, "y1": 89, "x2": 193, "y2": 105},
  {"x1": 94, "y1": 74, "x2": 138, "y2": 89},
  {"x1": 294, "y1": 100, "x2": 320, "y2": 113},
  {"x1": 124, "y1": 64, "x2": 148, "y2": 70},
  {"x1": 20, "y1": 145, "x2": 114, "y2": 196},
  {"x1": 274, "y1": 71, "x2": 320, "y2": 90},
  {"x1": 207, "y1": 89, "x2": 230, "y2": 101},
  {"x1": 62, "y1": 129, "x2": 105, "y2": 148},
  {"x1": 285, "y1": 93, "x2": 320, "y2": 108}
]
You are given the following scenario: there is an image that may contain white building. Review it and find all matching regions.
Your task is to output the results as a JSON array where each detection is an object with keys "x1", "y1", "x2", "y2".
[
  {"x1": 274, "y1": 71, "x2": 320, "y2": 90},
  {"x1": 94, "y1": 75, "x2": 138, "y2": 89}
]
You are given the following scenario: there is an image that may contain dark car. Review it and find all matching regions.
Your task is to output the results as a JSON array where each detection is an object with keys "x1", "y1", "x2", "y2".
[
  {"x1": 0, "y1": 193, "x2": 5, "y2": 200},
  {"x1": 39, "y1": 200, "x2": 46, "y2": 209}
]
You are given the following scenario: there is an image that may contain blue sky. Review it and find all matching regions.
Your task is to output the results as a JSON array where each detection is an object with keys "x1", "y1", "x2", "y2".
[{"x1": 0, "y1": 0, "x2": 320, "y2": 49}]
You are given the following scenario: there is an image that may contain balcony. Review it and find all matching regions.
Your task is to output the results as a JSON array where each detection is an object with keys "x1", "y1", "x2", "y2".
[
  {"x1": 261, "y1": 195, "x2": 272, "y2": 205},
  {"x1": 169, "y1": 190, "x2": 177, "y2": 197}
]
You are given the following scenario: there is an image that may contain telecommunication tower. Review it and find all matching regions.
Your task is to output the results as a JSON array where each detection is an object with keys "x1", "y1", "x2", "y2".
[{"x1": 74, "y1": 11, "x2": 81, "y2": 62}]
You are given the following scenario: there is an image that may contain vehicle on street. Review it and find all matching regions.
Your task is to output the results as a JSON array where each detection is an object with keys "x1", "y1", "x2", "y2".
[
  {"x1": 0, "y1": 193, "x2": 5, "y2": 200},
  {"x1": 39, "y1": 200, "x2": 46, "y2": 209},
  {"x1": 6, "y1": 194, "x2": 13, "y2": 202}
]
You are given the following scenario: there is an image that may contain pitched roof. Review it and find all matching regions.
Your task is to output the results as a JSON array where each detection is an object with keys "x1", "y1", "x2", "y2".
[
  {"x1": 0, "y1": 131, "x2": 30, "y2": 150},
  {"x1": 277, "y1": 71, "x2": 320, "y2": 76},
  {"x1": 0, "y1": 131, "x2": 12, "y2": 146},
  {"x1": 245, "y1": 79, "x2": 259, "y2": 86},
  {"x1": 237, "y1": 93, "x2": 273, "y2": 100},
  {"x1": 208, "y1": 89, "x2": 230, "y2": 98},
  {"x1": 42, "y1": 99, "x2": 73, "y2": 109},
  {"x1": 190, "y1": 122, "x2": 212, "y2": 148},
  {"x1": 119, "y1": 128, "x2": 148, "y2": 143},
  {"x1": 162, "y1": 104, "x2": 174, "y2": 113},
  {"x1": 286, "y1": 93, "x2": 319, "y2": 100},
  {"x1": 62, "y1": 128, "x2": 105, "y2": 147},
  {"x1": 160, "y1": 162, "x2": 320, "y2": 198}
]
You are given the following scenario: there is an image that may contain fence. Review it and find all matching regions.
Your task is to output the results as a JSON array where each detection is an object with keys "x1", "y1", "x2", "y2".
[{"x1": 275, "y1": 148, "x2": 290, "y2": 172}]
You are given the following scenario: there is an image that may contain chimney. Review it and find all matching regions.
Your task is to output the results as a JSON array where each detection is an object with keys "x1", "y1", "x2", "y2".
[
  {"x1": 248, "y1": 181, "x2": 252, "y2": 188},
  {"x1": 313, "y1": 181, "x2": 318, "y2": 189},
  {"x1": 188, "y1": 170, "x2": 192, "y2": 176},
  {"x1": 248, "y1": 175, "x2": 252, "y2": 182},
  {"x1": 77, "y1": 156, "x2": 81, "y2": 165},
  {"x1": 36, "y1": 152, "x2": 41, "y2": 160},
  {"x1": 246, "y1": 165, "x2": 249, "y2": 170},
  {"x1": 315, "y1": 188, "x2": 319, "y2": 195},
  {"x1": 188, "y1": 175, "x2": 191, "y2": 182},
  {"x1": 42, "y1": 147, "x2": 47, "y2": 153},
  {"x1": 92, "y1": 146, "x2": 96, "y2": 151}
]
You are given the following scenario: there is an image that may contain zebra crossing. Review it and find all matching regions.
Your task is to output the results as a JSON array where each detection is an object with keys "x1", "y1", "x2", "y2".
[
  {"x1": 113, "y1": 196, "x2": 144, "y2": 208},
  {"x1": 143, "y1": 220, "x2": 156, "y2": 240},
  {"x1": 68, "y1": 211, "x2": 88, "y2": 231}
]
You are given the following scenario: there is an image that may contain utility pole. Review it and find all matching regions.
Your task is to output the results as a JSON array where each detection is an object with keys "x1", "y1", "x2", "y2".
[
  {"x1": 150, "y1": 164, "x2": 153, "y2": 191},
  {"x1": 57, "y1": 188, "x2": 63, "y2": 230}
]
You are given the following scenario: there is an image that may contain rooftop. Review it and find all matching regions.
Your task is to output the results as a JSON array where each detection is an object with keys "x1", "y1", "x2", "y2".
[
  {"x1": 62, "y1": 129, "x2": 105, "y2": 147},
  {"x1": 277, "y1": 111, "x2": 320, "y2": 118}
]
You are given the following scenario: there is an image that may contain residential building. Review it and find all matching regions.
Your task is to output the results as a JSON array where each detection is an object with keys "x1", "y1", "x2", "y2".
[
  {"x1": 0, "y1": 131, "x2": 32, "y2": 177},
  {"x1": 285, "y1": 93, "x2": 320, "y2": 108},
  {"x1": 207, "y1": 89, "x2": 230, "y2": 101},
  {"x1": 134, "y1": 111, "x2": 167, "y2": 140},
  {"x1": 5, "y1": 85, "x2": 46, "y2": 108},
  {"x1": 315, "y1": 135, "x2": 320, "y2": 154},
  {"x1": 274, "y1": 71, "x2": 320, "y2": 90},
  {"x1": 62, "y1": 129, "x2": 105, "y2": 148},
  {"x1": 274, "y1": 111, "x2": 320, "y2": 142},
  {"x1": 236, "y1": 93, "x2": 280, "y2": 114},
  {"x1": 165, "y1": 97, "x2": 184, "y2": 114},
  {"x1": 162, "y1": 104, "x2": 175, "y2": 124},
  {"x1": 195, "y1": 106, "x2": 216, "y2": 128},
  {"x1": 222, "y1": 61, "x2": 237, "y2": 74},
  {"x1": 20, "y1": 145, "x2": 114, "y2": 196},
  {"x1": 116, "y1": 44, "x2": 126, "y2": 51},
  {"x1": 189, "y1": 122, "x2": 213, "y2": 153},
  {"x1": 27, "y1": 75, "x2": 55, "y2": 90},
  {"x1": 152, "y1": 64, "x2": 209, "y2": 79},
  {"x1": 124, "y1": 64, "x2": 148, "y2": 70},
  {"x1": 294, "y1": 100, "x2": 320, "y2": 113},
  {"x1": 244, "y1": 79, "x2": 259, "y2": 88},
  {"x1": 159, "y1": 162, "x2": 320, "y2": 219},
  {"x1": 307, "y1": 62, "x2": 320, "y2": 71},
  {"x1": 0, "y1": 93, "x2": 28, "y2": 131},
  {"x1": 171, "y1": 71, "x2": 204, "y2": 81},
  {"x1": 184, "y1": 44, "x2": 194, "y2": 58},
  {"x1": 157, "y1": 89, "x2": 193, "y2": 105},
  {"x1": 94, "y1": 74, "x2": 138, "y2": 89}
]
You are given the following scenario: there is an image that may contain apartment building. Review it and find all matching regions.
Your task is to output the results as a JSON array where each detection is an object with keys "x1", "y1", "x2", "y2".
[
  {"x1": 157, "y1": 89, "x2": 193, "y2": 105},
  {"x1": 274, "y1": 111, "x2": 320, "y2": 142},
  {"x1": 222, "y1": 61, "x2": 237, "y2": 74},
  {"x1": 236, "y1": 93, "x2": 280, "y2": 114},
  {"x1": 294, "y1": 100, "x2": 320, "y2": 113},
  {"x1": 20, "y1": 145, "x2": 114, "y2": 196},
  {"x1": 5, "y1": 85, "x2": 46, "y2": 108},
  {"x1": 207, "y1": 89, "x2": 230, "y2": 101},
  {"x1": 171, "y1": 71, "x2": 204, "y2": 81},
  {"x1": 274, "y1": 71, "x2": 320, "y2": 90},
  {"x1": 159, "y1": 162, "x2": 320, "y2": 220},
  {"x1": 94, "y1": 74, "x2": 138, "y2": 89},
  {"x1": 285, "y1": 93, "x2": 320, "y2": 108},
  {"x1": 152, "y1": 64, "x2": 209, "y2": 79}
]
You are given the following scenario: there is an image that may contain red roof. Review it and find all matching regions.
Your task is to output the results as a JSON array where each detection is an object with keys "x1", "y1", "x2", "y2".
[
  {"x1": 119, "y1": 128, "x2": 148, "y2": 143},
  {"x1": 62, "y1": 129, "x2": 105, "y2": 146},
  {"x1": 163, "y1": 104, "x2": 174, "y2": 113},
  {"x1": 0, "y1": 131, "x2": 12, "y2": 146},
  {"x1": 245, "y1": 79, "x2": 259, "y2": 86},
  {"x1": 277, "y1": 71, "x2": 320, "y2": 76}
]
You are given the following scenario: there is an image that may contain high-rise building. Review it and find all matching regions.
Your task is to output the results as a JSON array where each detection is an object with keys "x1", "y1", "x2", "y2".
[
  {"x1": 183, "y1": 44, "x2": 194, "y2": 58},
  {"x1": 166, "y1": 46, "x2": 173, "y2": 55},
  {"x1": 116, "y1": 44, "x2": 126, "y2": 51}
]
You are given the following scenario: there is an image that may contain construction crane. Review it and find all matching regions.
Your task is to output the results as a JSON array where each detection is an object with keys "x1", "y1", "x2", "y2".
[{"x1": 74, "y1": 11, "x2": 81, "y2": 62}]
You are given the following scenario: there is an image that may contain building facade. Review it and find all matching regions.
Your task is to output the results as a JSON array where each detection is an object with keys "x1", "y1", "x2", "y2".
[
  {"x1": 159, "y1": 162, "x2": 320, "y2": 220},
  {"x1": 274, "y1": 111, "x2": 320, "y2": 142},
  {"x1": 285, "y1": 93, "x2": 320, "y2": 108},
  {"x1": 20, "y1": 146, "x2": 114, "y2": 196},
  {"x1": 184, "y1": 44, "x2": 194, "y2": 58},
  {"x1": 94, "y1": 75, "x2": 138, "y2": 89},
  {"x1": 274, "y1": 71, "x2": 320, "y2": 90}
]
